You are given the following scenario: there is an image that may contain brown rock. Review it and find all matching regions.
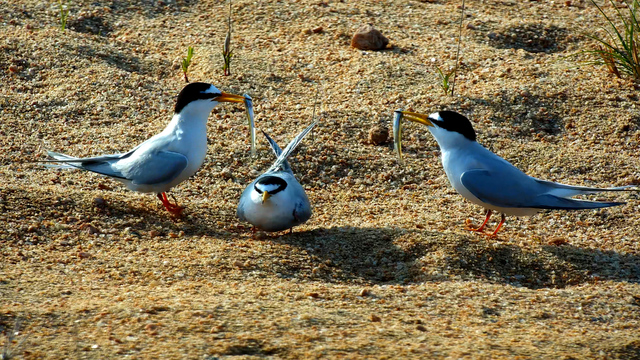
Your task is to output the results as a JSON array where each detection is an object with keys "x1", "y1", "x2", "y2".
[
  {"x1": 370, "y1": 314, "x2": 381, "y2": 322},
  {"x1": 93, "y1": 196, "x2": 106, "y2": 207},
  {"x1": 351, "y1": 25, "x2": 389, "y2": 51},
  {"x1": 312, "y1": 26, "x2": 323, "y2": 34},
  {"x1": 368, "y1": 125, "x2": 389, "y2": 145}
]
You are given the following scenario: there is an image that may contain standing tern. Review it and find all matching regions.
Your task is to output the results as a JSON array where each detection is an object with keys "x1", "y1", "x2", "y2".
[
  {"x1": 41, "y1": 82, "x2": 245, "y2": 215},
  {"x1": 394, "y1": 110, "x2": 636, "y2": 237},
  {"x1": 237, "y1": 121, "x2": 317, "y2": 233}
]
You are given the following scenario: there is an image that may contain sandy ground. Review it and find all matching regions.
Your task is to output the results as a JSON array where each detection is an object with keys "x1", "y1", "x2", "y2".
[{"x1": 1, "y1": 0, "x2": 640, "y2": 358}]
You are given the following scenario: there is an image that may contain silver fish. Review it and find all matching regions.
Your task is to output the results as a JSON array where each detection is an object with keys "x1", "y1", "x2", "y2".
[
  {"x1": 244, "y1": 94, "x2": 256, "y2": 156},
  {"x1": 393, "y1": 110, "x2": 404, "y2": 165}
]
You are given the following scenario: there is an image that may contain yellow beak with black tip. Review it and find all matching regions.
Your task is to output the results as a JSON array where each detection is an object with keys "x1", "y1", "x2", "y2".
[
  {"x1": 400, "y1": 111, "x2": 434, "y2": 127},
  {"x1": 215, "y1": 92, "x2": 245, "y2": 103},
  {"x1": 261, "y1": 192, "x2": 271, "y2": 204}
]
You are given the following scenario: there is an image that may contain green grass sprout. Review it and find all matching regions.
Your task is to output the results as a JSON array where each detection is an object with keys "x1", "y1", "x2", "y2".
[
  {"x1": 436, "y1": 66, "x2": 457, "y2": 95},
  {"x1": 181, "y1": 46, "x2": 194, "y2": 83},
  {"x1": 450, "y1": 0, "x2": 465, "y2": 96},
  {"x1": 222, "y1": 0, "x2": 233, "y2": 76},
  {"x1": 579, "y1": 0, "x2": 640, "y2": 80},
  {"x1": 59, "y1": 0, "x2": 70, "y2": 32}
]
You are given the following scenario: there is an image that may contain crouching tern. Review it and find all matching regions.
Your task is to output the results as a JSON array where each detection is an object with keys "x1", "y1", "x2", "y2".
[
  {"x1": 41, "y1": 82, "x2": 245, "y2": 215},
  {"x1": 394, "y1": 110, "x2": 636, "y2": 237},
  {"x1": 237, "y1": 122, "x2": 317, "y2": 233}
]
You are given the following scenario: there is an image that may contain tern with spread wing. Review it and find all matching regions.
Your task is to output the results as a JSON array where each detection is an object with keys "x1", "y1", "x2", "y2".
[
  {"x1": 41, "y1": 82, "x2": 246, "y2": 215},
  {"x1": 394, "y1": 110, "x2": 635, "y2": 237},
  {"x1": 237, "y1": 122, "x2": 316, "y2": 233}
]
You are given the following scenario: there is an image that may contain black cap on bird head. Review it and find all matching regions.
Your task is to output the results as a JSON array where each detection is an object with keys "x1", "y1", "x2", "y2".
[
  {"x1": 174, "y1": 82, "x2": 244, "y2": 114},
  {"x1": 430, "y1": 111, "x2": 477, "y2": 142}
]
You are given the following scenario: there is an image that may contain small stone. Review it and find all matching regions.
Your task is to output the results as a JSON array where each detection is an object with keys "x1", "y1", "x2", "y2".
[
  {"x1": 145, "y1": 323, "x2": 159, "y2": 335},
  {"x1": 619, "y1": 123, "x2": 631, "y2": 132},
  {"x1": 219, "y1": 168, "x2": 233, "y2": 179},
  {"x1": 368, "y1": 125, "x2": 389, "y2": 145},
  {"x1": 78, "y1": 252, "x2": 92, "y2": 259},
  {"x1": 168, "y1": 232, "x2": 178, "y2": 238},
  {"x1": 249, "y1": 169, "x2": 261, "y2": 177},
  {"x1": 85, "y1": 224, "x2": 100, "y2": 235},
  {"x1": 8, "y1": 65, "x2": 19, "y2": 73},
  {"x1": 307, "y1": 292, "x2": 320, "y2": 298},
  {"x1": 548, "y1": 237, "x2": 568, "y2": 246},
  {"x1": 416, "y1": 325, "x2": 427, "y2": 332},
  {"x1": 351, "y1": 24, "x2": 389, "y2": 51},
  {"x1": 312, "y1": 26, "x2": 323, "y2": 33},
  {"x1": 27, "y1": 225, "x2": 38, "y2": 233},
  {"x1": 466, "y1": 23, "x2": 476, "y2": 30},
  {"x1": 370, "y1": 314, "x2": 381, "y2": 322},
  {"x1": 148, "y1": 230, "x2": 161, "y2": 238},
  {"x1": 171, "y1": 57, "x2": 181, "y2": 69},
  {"x1": 93, "y1": 197, "x2": 106, "y2": 207},
  {"x1": 210, "y1": 325, "x2": 224, "y2": 333},
  {"x1": 360, "y1": 288, "x2": 371, "y2": 297}
]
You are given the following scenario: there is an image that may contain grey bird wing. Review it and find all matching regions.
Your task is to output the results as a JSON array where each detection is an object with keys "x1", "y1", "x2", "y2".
[
  {"x1": 44, "y1": 149, "x2": 188, "y2": 186},
  {"x1": 532, "y1": 178, "x2": 635, "y2": 197},
  {"x1": 526, "y1": 194, "x2": 624, "y2": 210},
  {"x1": 267, "y1": 121, "x2": 317, "y2": 173},
  {"x1": 121, "y1": 151, "x2": 188, "y2": 185},
  {"x1": 293, "y1": 199, "x2": 312, "y2": 223},
  {"x1": 461, "y1": 169, "x2": 626, "y2": 209},
  {"x1": 43, "y1": 151, "x2": 129, "y2": 179},
  {"x1": 261, "y1": 130, "x2": 290, "y2": 173}
]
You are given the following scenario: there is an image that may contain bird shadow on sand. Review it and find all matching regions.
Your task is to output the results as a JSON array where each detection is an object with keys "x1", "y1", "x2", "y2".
[
  {"x1": 255, "y1": 225, "x2": 639, "y2": 289},
  {"x1": 258, "y1": 226, "x2": 438, "y2": 285},
  {"x1": 1, "y1": 186, "x2": 239, "y2": 243},
  {"x1": 439, "y1": 236, "x2": 640, "y2": 289}
]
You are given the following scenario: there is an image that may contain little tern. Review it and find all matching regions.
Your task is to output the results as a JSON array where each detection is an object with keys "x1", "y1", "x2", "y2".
[
  {"x1": 41, "y1": 82, "x2": 245, "y2": 215},
  {"x1": 394, "y1": 110, "x2": 635, "y2": 237},
  {"x1": 237, "y1": 121, "x2": 317, "y2": 233}
]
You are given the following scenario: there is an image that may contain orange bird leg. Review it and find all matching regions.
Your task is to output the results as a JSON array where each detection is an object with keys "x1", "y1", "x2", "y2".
[
  {"x1": 488, "y1": 213, "x2": 506, "y2": 238},
  {"x1": 466, "y1": 209, "x2": 492, "y2": 232},
  {"x1": 156, "y1": 192, "x2": 184, "y2": 215}
]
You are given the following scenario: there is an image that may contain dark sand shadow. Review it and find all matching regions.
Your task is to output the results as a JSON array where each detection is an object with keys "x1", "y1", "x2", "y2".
[{"x1": 443, "y1": 236, "x2": 640, "y2": 289}]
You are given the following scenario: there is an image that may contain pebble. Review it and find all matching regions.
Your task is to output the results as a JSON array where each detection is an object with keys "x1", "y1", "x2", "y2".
[
  {"x1": 368, "y1": 125, "x2": 389, "y2": 145},
  {"x1": 84, "y1": 224, "x2": 100, "y2": 235},
  {"x1": 92, "y1": 197, "x2": 106, "y2": 207},
  {"x1": 370, "y1": 314, "x2": 381, "y2": 322},
  {"x1": 351, "y1": 24, "x2": 389, "y2": 50},
  {"x1": 218, "y1": 168, "x2": 233, "y2": 179}
]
